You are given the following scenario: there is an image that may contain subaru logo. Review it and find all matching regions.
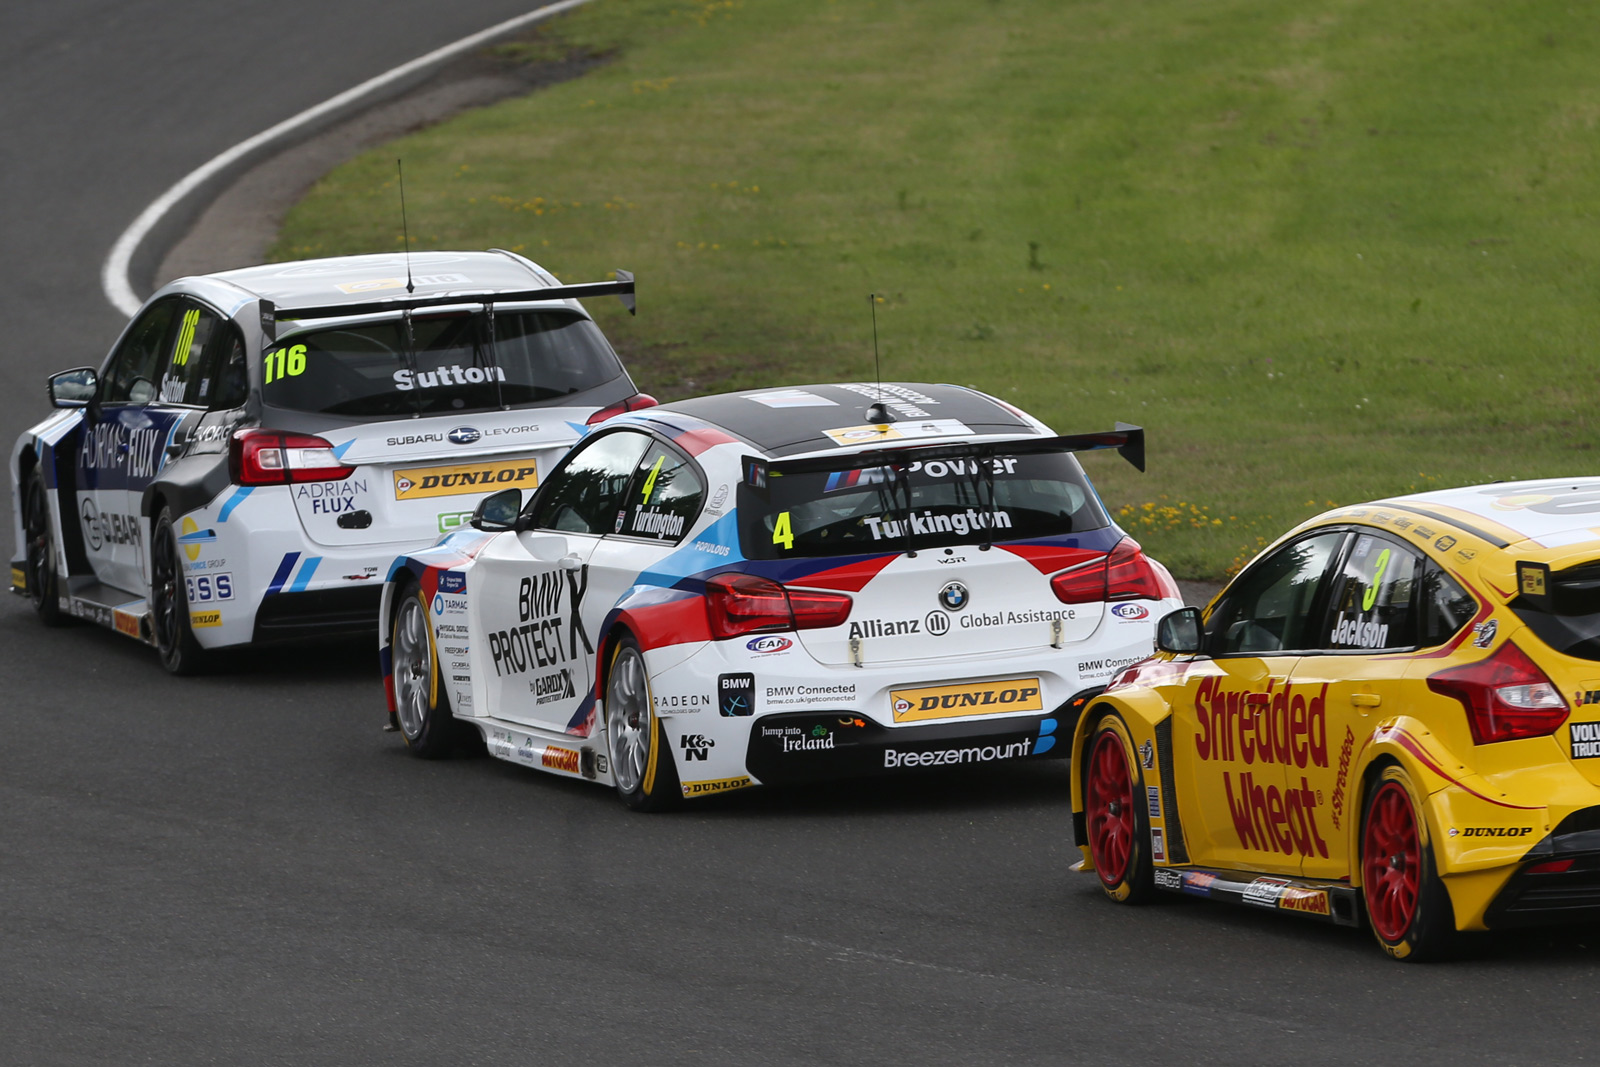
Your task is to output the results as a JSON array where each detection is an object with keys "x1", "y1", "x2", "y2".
[
  {"x1": 938, "y1": 581, "x2": 969, "y2": 611},
  {"x1": 447, "y1": 426, "x2": 481, "y2": 445}
]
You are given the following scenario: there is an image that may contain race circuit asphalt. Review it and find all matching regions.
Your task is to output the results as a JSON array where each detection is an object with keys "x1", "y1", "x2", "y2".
[{"x1": 4, "y1": 5, "x2": 1600, "y2": 1065}]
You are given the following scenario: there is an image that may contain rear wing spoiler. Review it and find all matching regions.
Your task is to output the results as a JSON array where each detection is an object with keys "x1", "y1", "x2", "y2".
[
  {"x1": 257, "y1": 270, "x2": 635, "y2": 341},
  {"x1": 741, "y1": 423, "x2": 1145, "y2": 488}
]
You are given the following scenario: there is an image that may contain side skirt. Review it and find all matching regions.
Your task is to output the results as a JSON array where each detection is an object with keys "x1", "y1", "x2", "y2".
[
  {"x1": 1150, "y1": 864, "x2": 1362, "y2": 927},
  {"x1": 474, "y1": 714, "x2": 612, "y2": 787},
  {"x1": 60, "y1": 577, "x2": 155, "y2": 646}
]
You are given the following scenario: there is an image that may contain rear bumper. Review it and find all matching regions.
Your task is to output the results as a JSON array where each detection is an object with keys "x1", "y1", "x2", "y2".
[
  {"x1": 742, "y1": 701, "x2": 1078, "y2": 786},
  {"x1": 251, "y1": 586, "x2": 382, "y2": 644},
  {"x1": 1484, "y1": 806, "x2": 1600, "y2": 929}
]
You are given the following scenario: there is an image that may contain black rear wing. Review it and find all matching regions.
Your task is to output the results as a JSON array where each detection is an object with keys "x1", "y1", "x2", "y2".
[
  {"x1": 258, "y1": 270, "x2": 634, "y2": 341},
  {"x1": 742, "y1": 423, "x2": 1144, "y2": 488}
]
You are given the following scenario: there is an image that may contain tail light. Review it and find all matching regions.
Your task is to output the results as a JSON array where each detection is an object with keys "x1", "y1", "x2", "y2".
[
  {"x1": 231, "y1": 429, "x2": 355, "y2": 486},
  {"x1": 704, "y1": 574, "x2": 852, "y2": 639},
  {"x1": 586, "y1": 392, "x2": 659, "y2": 426},
  {"x1": 1051, "y1": 538, "x2": 1176, "y2": 604},
  {"x1": 1427, "y1": 640, "x2": 1569, "y2": 745}
]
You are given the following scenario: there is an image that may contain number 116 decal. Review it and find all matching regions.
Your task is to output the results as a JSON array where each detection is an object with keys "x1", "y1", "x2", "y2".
[{"x1": 186, "y1": 573, "x2": 235, "y2": 602}]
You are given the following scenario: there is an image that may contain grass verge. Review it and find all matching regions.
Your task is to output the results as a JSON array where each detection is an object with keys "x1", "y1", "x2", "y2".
[{"x1": 272, "y1": 0, "x2": 1600, "y2": 577}]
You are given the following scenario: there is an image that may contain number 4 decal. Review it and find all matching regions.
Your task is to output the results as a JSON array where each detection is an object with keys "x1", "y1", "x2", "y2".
[{"x1": 772, "y1": 511, "x2": 794, "y2": 550}]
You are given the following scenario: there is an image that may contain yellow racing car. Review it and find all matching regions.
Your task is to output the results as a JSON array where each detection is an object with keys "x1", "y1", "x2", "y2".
[{"x1": 1071, "y1": 478, "x2": 1600, "y2": 960}]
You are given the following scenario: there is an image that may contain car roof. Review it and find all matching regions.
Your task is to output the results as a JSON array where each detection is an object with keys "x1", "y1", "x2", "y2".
[
  {"x1": 652, "y1": 382, "x2": 1042, "y2": 459},
  {"x1": 203, "y1": 250, "x2": 550, "y2": 307},
  {"x1": 1379, "y1": 478, "x2": 1600, "y2": 552}
]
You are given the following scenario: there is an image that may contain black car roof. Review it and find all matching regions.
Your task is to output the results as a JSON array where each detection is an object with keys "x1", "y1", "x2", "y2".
[{"x1": 655, "y1": 382, "x2": 1038, "y2": 458}]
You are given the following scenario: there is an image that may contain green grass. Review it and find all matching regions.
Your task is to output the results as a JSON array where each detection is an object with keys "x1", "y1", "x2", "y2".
[{"x1": 272, "y1": 0, "x2": 1600, "y2": 578}]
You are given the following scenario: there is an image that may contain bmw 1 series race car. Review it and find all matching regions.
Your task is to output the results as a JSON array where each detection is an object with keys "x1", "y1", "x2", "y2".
[
  {"x1": 10, "y1": 250, "x2": 654, "y2": 672},
  {"x1": 1072, "y1": 478, "x2": 1600, "y2": 960},
  {"x1": 379, "y1": 381, "x2": 1183, "y2": 810}
]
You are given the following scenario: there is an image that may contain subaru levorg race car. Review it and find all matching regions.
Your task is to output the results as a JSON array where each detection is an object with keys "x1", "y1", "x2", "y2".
[
  {"x1": 380, "y1": 381, "x2": 1183, "y2": 810},
  {"x1": 10, "y1": 250, "x2": 653, "y2": 673},
  {"x1": 1072, "y1": 478, "x2": 1600, "y2": 960}
]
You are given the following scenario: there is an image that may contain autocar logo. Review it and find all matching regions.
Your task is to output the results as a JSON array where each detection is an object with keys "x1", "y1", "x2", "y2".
[
  {"x1": 938, "y1": 581, "x2": 969, "y2": 611},
  {"x1": 448, "y1": 427, "x2": 481, "y2": 445},
  {"x1": 746, "y1": 636, "x2": 793, "y2": 654},
  {"x1": 1110, "y1": 603, "x2": 1149, "y2": 620}
]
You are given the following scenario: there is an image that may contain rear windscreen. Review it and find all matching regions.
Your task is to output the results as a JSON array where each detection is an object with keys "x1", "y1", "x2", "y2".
[
  {"x1": 1512, "y1": 560, "x2": 1600, "y2": 661},
  {"x1": 738, "y1": 451, "x2": 1108, "y2": 560},
  {"x1": 263, "y1": 310, "x2": 625, "y2": 417}
]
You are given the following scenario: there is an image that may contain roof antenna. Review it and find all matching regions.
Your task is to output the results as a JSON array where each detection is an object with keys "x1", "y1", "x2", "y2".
[
  {"x1": 866, "y1": 293, "x2": 893, "y2": 425},
  {"x1": 397, "y1": 158, "x2": 415, "y2": 294}
]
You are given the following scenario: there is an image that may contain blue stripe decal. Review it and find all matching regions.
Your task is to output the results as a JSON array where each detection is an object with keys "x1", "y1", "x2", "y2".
[
  {"x1": 332, "y1": 439, "x2": 356, "y2": 461},
  {"x1": 217, "y1": 487, "x2": 253, "y2": 522},
  {"x1": 288, "y1": 555, "x2": 322, "y2": 593},
  {"x1": 266, "y1": 552, "x2": 300, "y2": 595}
]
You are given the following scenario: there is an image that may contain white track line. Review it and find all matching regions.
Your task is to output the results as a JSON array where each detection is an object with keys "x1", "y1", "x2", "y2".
[{"x1": 102, "y1": 0, "x2": 597, "y2": 317}]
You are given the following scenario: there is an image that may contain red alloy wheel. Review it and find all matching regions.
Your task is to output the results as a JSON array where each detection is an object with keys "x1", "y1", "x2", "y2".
[
  {"x1": 1363, "y1": 781, "x2": 1422, "y2": 942},
  {"x1": 1086, "y1": 729, "x2": 1135, "y2": 886}
]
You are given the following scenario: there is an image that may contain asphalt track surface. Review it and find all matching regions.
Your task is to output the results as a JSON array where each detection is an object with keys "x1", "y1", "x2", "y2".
[{"x1": 4, "y1": 4, "x2": 1600, "y2": 1065}]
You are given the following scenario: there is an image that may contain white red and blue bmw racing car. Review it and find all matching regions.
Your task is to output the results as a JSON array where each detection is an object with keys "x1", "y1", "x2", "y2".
[
  {"x1": 380, "y1": 382, "x2": 1183, "y2": 809},
  {"x1": 10, "y1": 250, "x2": 652, "y2": 672}
]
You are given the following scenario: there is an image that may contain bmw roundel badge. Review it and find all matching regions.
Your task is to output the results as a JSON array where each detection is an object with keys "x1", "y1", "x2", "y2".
[
  {"x1": 448, "y1": 426, "x2": 481, "y2": 445},
  {"x1": 938, "y1": 581, "x2": 969, "y2": 611}
]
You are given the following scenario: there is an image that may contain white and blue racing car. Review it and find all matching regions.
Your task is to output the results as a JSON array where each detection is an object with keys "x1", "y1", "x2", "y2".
[
  {"x1": 379, "y1": 382, "x2": 1183, "y2": 809},
  {"x1": 10, "y1": 250, "x2": 652, "y2": 672}
]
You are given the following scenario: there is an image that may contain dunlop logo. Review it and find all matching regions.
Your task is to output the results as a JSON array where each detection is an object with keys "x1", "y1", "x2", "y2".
[
  {"x1": 888, "y1": 677, "x2": 1043, "y2": 723},
  {"x1": 394, "y1": 459, "x2": 538, "y2": 501}
]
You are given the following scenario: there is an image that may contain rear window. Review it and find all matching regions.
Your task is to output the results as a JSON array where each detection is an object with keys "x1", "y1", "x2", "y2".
[
  {"x1": 737, "y1": 451, "x2": 1107, "y2": 560},
  {"x1": 1512, "y1": 560, "x2": 1600, "y2": 661},
  {"x1": 263, "y1": 310, "x2": 625, "y2": 417}
]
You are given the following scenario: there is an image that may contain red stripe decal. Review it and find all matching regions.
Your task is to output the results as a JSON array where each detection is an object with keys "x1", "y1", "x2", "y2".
[
  {"x1": 790, "y1": 554, "x2": 898, "y2": 592},
  {"x1": 999, "y1": 543, "x2": 1105, "y2": 575},
  {"x1": 1379, "y1": 726, "x2": 1541, "y2": 810}
]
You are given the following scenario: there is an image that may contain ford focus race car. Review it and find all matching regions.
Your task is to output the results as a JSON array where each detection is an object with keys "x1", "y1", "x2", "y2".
[
  {"x1": 10, "y1": 250, "x2": 653, "y2": 672},
  {"x1": 1072, "y1": 478, "x2": 1600, "y2": 960},
  {"x1": 380, "y1": 381, "x2": 1182, "y2": 810}
]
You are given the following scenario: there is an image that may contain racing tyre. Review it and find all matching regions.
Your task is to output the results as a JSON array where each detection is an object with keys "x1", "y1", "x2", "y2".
[
  {"x1": 391, "y1": 580, "x2": 464, "y2": 759},
  {"x1": 151, "y1": 507, "x2": 209, "y2": 675},
  {"x1": 1084, "y1": 713, "x2": 1154, "y2": 903},
  {"x1": 605, "y1": 635, "x2": 679, "y2": 812},
  {"x1": 1361, "y1": 764, "x2": 1456, "y2": 961},
  {"x1": 23, "y1": 469, "x2": 68, "y2": 627}
]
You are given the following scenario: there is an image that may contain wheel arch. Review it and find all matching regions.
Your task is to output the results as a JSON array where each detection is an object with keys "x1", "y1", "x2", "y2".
[
  {"x1": 379, "y1": 565, "x2": 422, "y2": 718},
  {"x1": 1071, "y1": 691, "x2": 1169, "y2": 856}
]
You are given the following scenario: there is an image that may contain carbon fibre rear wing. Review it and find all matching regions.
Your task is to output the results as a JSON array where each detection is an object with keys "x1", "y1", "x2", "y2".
[
  {"x1": 741, "y1": 423, "x2": 1145, "y2": 488},
  {"x1": 257, "y1": 270, "x2": 635, "y2": 341}
]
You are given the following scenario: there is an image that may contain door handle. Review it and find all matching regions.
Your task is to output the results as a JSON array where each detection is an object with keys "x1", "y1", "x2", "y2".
[
  {"x1": 558, "y1": 554, "x2": 583, "y2": 572},
  {"x1": 1351, "y1": 693, "x2": 1382, "y2": 708}
]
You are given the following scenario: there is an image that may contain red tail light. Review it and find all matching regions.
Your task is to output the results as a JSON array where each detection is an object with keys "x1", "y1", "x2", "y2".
[
  {"x1": 1051, "y1": 538, "x2": 1175, "y2": 604},
  {"x1": 1427, "y1": 640, "x2": 1569, "y2": 745},
  {"x1": 704, "y1": 574, "x2": 852, "y2": 639},
  {"x1": 231, "y1": 429, "x2": 355, "y2": 486},
  {"x1": 1526, "y1": 859, "x2": 1575, "y2": 874},
  {"x1": 586, "y1": 392, "x2": 659, "y2": 426}
]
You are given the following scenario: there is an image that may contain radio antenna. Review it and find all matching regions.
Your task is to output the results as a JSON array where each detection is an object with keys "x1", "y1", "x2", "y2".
[
  {"x1": 397, "y1": 158, "x2": 415, "y2": 293},
  {"x1": 866, "y1": 293, "x2": 891, "y2": 424}
]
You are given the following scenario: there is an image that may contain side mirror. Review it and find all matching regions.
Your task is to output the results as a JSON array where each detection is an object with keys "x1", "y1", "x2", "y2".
[
  {"x1": 470, "y1": 487, "x2": 523, "y2": 531},
  {"x1": 1155, "y1": 606, "x2": 1204, "y2": 655},
  {"x1": 48, "y1": 368, "x2": 98, "y2": 408}
]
